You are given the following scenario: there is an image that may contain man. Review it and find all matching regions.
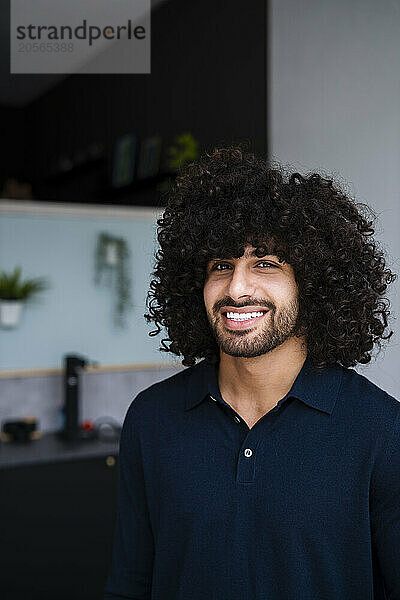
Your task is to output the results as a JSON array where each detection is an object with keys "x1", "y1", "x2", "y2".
[{"x1": 104, "y1": 146, "x2": 400, "y2": 599}]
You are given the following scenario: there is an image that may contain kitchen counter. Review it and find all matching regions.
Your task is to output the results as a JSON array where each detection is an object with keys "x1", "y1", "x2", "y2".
[{"x1": 0, "y1": 430, "x2": 120, "y2": 470}]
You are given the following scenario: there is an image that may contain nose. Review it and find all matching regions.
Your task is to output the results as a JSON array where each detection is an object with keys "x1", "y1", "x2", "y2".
[{"x1": 226, "y1": 264, "x2": 256, "y2": 301}]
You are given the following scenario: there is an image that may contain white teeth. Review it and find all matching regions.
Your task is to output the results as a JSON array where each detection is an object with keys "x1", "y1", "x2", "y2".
[{"x1": 226, "y1": 311, "x2": 265, "y2": 321}]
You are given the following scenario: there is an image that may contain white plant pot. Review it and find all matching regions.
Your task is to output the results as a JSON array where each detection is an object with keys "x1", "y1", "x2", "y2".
[
  {"x1": 0, "y1": 300, "x2": 23, "y2": 328},
  {"x1": 105, "y1": 242, "x2": 119, "y2": 266}
]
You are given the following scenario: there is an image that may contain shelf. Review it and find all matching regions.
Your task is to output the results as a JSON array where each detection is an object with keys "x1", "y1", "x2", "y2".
[
  {"x1": 99, "y1": 171, "x2": 173, "y2": 199},
  {"x1": 47, "y1": 156, "x2": 107, "y2": 183}
]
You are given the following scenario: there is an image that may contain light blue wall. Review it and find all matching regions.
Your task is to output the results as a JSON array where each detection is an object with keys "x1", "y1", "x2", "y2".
[{"x1": 0, "y1": 209, "x2": 175, "y2": 370}]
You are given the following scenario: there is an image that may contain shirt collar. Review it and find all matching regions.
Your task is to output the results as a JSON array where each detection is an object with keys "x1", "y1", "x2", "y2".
[{"x1": 184, "y1": 354, "x2": 343, "y2": 415}]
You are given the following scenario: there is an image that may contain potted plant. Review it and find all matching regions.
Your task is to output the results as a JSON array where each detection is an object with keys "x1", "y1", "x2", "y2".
[
  {"x1": 94, "y1": 232, "x2": 133, "y2": 327},
  {"x1": 157, "y1": 132, "x2": 199, "y2": 195},
  {"x1": 0, "y1": 266, "x2": 50, "y2": 328}
]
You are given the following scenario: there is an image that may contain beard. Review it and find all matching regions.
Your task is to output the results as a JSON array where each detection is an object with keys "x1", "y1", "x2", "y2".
[{"x1": 207, "y1": 297, "x2": 300, "y2": 358}]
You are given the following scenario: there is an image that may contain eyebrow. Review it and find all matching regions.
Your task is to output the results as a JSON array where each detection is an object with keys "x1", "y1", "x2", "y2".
[{"x1": 209, "y1": 251, "x2": 284, "y2": 263}]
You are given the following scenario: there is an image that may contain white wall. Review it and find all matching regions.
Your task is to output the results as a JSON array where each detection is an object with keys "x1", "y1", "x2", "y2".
[{"x1": 269, "y1": 0, "x2": 400, "y2": 398}]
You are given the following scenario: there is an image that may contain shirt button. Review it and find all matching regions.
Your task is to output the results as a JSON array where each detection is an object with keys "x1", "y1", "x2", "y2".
[
  {"x1": 234, "y1": 416, "x2": 241, "y2": 423},
  {"x1": 244, "y1": 448, "x2": 253, "y2": 458}
]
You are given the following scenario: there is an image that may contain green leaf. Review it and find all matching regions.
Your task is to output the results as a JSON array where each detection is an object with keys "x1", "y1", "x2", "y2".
[{"x1": 0, "y1": 266, "x2": 50, "y2": 300}]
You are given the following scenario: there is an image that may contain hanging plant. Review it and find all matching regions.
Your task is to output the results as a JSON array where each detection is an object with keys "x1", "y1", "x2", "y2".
[{"x1": 94, "y1": 232, "x2": 133, "y2": 327}]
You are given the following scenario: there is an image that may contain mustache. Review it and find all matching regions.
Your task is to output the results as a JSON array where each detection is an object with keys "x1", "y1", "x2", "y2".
[{"x1": 213, "y1": 298, "x2": 275, "y2": 314}]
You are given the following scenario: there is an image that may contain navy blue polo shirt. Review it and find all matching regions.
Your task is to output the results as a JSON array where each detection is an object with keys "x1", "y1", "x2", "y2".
[{"x1": 104, "y1": 355, "x2": 400, "y2": 600}]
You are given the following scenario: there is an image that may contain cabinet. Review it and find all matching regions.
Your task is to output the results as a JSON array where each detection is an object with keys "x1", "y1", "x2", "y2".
[{"x1": 1, "y1": 454, "x2": 118, "y2": 599}]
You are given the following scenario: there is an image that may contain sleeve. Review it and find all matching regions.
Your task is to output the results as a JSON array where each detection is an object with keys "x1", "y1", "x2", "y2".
[
  {"x1": 370, "y1": 407, "x2": 400, "y2": 598},
  {"x1": 104, "y1": 396, "x2": 155, "y2": 599}
]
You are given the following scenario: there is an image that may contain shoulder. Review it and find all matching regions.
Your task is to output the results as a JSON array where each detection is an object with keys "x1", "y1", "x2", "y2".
[
  {"x1": 122, "y1": 361, "x2": 199, "y2": 427},
  {"x1": 339, "y1": 364, "x2": 399, "y2": 407},
  {"x1": 337, "y1": 364, "x2": 400, "y2": 437}
]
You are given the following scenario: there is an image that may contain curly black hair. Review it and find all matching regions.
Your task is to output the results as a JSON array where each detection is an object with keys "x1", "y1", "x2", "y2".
[{"x1": 144, "y1": 144, "x2": 397, "y2": 369}]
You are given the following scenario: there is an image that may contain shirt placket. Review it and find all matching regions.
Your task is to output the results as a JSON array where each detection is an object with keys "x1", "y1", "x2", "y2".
[{"x1": 209, "y1": 393, "x2": 289, "y2": 485}]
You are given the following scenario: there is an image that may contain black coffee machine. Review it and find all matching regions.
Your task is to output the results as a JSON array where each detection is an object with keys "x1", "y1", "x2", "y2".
[{"x1": 59, "y1": 353, "x2": 98, "y2": 441}]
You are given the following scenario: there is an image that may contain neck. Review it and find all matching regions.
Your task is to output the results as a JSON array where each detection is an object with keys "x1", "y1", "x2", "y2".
[{"x1": 217, "y1": 337, "x2": 307, "y2": 413}]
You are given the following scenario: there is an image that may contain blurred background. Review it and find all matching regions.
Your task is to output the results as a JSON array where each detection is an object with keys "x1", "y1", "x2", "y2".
[{"x1": 0, "y1": 0, "x2": 399, "y2": 598}]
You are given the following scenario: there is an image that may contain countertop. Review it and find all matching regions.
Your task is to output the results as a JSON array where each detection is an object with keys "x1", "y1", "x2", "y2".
[{"x1": 0, "y1": 430, "x2": 120, "y2": 470}]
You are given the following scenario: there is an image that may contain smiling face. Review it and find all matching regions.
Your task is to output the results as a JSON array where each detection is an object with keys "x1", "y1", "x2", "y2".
[{"x1": 203, "y1": 243, "x2": 301, "y2": 358}]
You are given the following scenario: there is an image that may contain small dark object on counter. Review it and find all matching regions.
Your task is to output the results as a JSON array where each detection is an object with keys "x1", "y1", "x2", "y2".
[
  {"x1": 78, "y1": 420, "x2": 97, "y2": 441},
  {"x1": 1, "y1": 417, "x2": 42, "y2": 443}
]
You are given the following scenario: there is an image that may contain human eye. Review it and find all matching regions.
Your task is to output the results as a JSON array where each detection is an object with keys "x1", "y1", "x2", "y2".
[
  {"x1": 256, "y1": 260, "x2": 278, "y2": 269},
  {"x1": 210, "y1": 261, "x2": 232, "y2": 271}
]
